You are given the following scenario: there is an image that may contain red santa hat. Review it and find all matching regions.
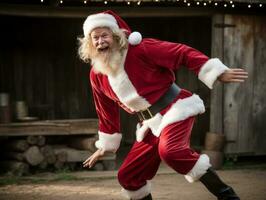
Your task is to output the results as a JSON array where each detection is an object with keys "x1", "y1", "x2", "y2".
[{"x1": 83, "y1": 10, "x2": 142, "y2": 45}]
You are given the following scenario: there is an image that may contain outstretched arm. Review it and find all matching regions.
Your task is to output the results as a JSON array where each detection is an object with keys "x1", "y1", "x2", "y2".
[{"x1": 218, "y1": 68, "x2": 248, "y2": 83}]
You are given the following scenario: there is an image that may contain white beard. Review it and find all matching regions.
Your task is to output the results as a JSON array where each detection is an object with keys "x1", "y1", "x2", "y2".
[{"x1": 91, "y1": 48, "x2": 127, "y2": 76}]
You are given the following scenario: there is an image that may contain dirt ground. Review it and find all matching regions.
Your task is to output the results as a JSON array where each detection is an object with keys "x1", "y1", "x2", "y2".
[{"x1": 0, "y1": 166, "x2": 265, "y2": 200}]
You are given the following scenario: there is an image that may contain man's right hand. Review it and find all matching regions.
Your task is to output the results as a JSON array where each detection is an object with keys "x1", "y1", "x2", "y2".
[{"x1": 83, "y1": 148, "x2": 105, "y2": 168}]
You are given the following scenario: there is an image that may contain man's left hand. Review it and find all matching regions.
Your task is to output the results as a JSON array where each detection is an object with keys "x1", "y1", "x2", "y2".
[{"x1": 218, "y1": 68, "x2": 248, "y2": 83}]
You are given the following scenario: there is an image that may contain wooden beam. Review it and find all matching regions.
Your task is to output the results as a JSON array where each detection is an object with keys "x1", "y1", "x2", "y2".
[
  {"x1": 0, "y1": 119, "x2": 98, "y2": 136},
  {"x1": 210, "y1": 14, "x2": 225, "y2": 134},
  {"x1": 0, "y1": 4, "x2": 215, "y2": 18}
]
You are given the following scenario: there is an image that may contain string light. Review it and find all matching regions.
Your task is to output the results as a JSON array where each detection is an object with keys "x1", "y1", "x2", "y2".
[{"x1": 37, "y1": 0, "x2": 265, "y2": 9}]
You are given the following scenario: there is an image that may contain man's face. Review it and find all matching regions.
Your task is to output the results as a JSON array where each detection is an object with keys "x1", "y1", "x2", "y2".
[{"x1": 90, "y1": 27, "x2": 114, "y2": 54}]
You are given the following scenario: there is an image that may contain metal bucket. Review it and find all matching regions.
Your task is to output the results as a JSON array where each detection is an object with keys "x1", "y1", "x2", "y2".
[
  {"x1": 0, "y1": 93, "x2": 9, "y2": 106},
  {"x1": 0, "y1": 93, "x2": 11, "y2": 123},
  {"x1": 15, "y1": 101, "x2": 28, "y2": 119}
]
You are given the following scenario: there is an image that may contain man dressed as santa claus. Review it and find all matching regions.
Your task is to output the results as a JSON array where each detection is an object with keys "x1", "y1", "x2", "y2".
[{"x1": 80, "y1": 10, "x2": 247, "y2": 200}]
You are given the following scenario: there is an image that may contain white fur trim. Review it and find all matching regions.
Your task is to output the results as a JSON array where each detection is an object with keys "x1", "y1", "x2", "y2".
[
  {"x1": 184, "y1": 154, "x2": 212, "y2": 183},
  {"x1": 198, "y1": 58, "x2": 229, "y2": 89},
  {"x1": 128, "y1": 32, "x2": 142, "y2": 45},
  {"x1": 108, "y1": 70, "x2": 151, "y2": 112},
  {"x1": 136, "y1": 123, "x2": 149, "y2": 142},
  {"x1": 121, "y1": 181, "x2": 151, "y2": 200},
  {"x1": 155, "y1": 94, "x2": 205, "y2": 136},
  {"x1": 83, "y1": 13, "x2": 119, "y2": 37},
  {"x1": 95, "y1": 131, "x2": 122, "y2": 152},
  {"x1": 135, "y1": 113, "x2": 162, "y2": 142}
]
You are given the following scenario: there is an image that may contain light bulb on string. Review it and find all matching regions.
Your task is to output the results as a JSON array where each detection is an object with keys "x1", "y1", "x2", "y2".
[
  {"x1": 232, "y1": 4, "x2": 235, "y2": 8},
  {"x1": 203, "y1": 2, "x2": 207, "y2": 6},
  {"x1": 214, "y1": 2, "x2": 218, "y2": 6},
  {"x1": 137, "y1": 1, "x2": 141, "y2": 5},
  {"x1": 60, "y1": 0, "x2": 63, "y2": 4},
  {"x1": 248, "y1": 4, "x2": 251, "y2": 8},
  {"x1": 224, "y1": 3, "x2": 227, "y2": 7},
  {"x1": 230, "y1": 1, "x2": 233, "y2": 4},
  {"x1": 196, "y1": 1, "x2": 200, "y2": 5},
  {"x1": 40, "y1": 0, "x2": 44, "y2": 3},
  {"x1": 127, "y1": 1, "x2": 131, "y2": 5},
  {"x1": 259, "y1": 4, "x2": 263, "y2": 7},
  {"x1": 84, "y1": 0, "x2": 87, "y2": 4},
  {"x1": 187, "y1": 2, "x2": 190, "y2": 6},
  {"x1": 104, "y1": 0, "x2": 108, "y2": 4}
]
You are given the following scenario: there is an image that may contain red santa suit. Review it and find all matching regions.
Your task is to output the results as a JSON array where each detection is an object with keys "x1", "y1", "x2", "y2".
[{"x1": 83, "y1": 10, "x2": 229, "y2": 200}]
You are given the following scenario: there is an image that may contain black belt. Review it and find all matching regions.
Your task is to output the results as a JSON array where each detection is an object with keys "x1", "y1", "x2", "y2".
[{"x1": 137, "y1": 83, "x2": 181, "y2": 121}]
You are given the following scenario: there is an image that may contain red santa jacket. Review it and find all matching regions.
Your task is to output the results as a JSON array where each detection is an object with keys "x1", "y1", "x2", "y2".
[{"x1": 90, "y1": 38, "x2": 228, "y2": 152}]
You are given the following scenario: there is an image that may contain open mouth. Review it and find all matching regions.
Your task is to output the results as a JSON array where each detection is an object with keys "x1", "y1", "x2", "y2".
[{"x1": 97, "y1": 47, "x2": 109, "y2": 52}]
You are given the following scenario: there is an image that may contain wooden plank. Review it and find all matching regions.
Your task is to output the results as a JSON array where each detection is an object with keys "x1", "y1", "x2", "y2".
[
  {"x1": 253, "y1": 16, "x2": 266, "y2": 155},
  {"x1": 210, "y1": 14, "x2": 225, "y2": 135},
  {"x1": 0, "y1": 119, "x2": 98, "y2": 136},
  {"x1": 223, "y1": 15, "x2": 254, "y2": 154}
]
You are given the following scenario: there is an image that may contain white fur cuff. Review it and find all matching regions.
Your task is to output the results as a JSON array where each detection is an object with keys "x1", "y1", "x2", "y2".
[
  {"x1": 198, "y1": 58, "x2": 229, "y2": 89},
  {"x1": 95, "y1": 131, "x2": 122, "y2": 152},
  {"x1": 121, "y1": 181, "x2": 151, "y2": 200},
  {"x1": 184, "y1": 154, "x2": 212, "y2": 183}
]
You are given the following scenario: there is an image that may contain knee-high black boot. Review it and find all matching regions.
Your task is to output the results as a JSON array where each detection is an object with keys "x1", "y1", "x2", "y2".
[
  {"x1": 136, "y1": 194, "x2": 152, "y2": 200},
  {"x1": 200, "y1": 168, "x2": 240, "y2": 200}
]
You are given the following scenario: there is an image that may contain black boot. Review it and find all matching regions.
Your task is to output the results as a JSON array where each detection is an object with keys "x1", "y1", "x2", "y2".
[
  {"x1": 138, "y1": 193, "x2": 152, "y2": 200},
  {"x1": 200, "y1": 168, "x2": 240, "y2": 200}
]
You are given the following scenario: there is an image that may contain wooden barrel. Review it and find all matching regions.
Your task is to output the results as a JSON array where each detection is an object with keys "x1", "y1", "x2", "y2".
[
  {"x1": 0, "y1": 93, "x2": 11, "y2": 123},
  {"x1": 204, "y1": 132, "x2": 226, "y2": 151},
  {"x1": 202, "y1": 150, "x2": 224, "y2": 169}
]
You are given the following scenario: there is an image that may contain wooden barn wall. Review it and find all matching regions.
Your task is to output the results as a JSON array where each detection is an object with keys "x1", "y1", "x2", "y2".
[
  {"x1": 0, "y1": 16, "x2": 211, "y2": 147},
  {"x1": 0, "y1": 16, "x2": 94, "y2": 120},
  {"x1": 223, "y1": 15, "x2": 266, "y2": 155}
]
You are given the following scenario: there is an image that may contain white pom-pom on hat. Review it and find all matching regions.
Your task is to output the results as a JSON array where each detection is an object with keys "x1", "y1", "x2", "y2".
[{"x1": 128, "y1": 32, "x2": 142, "y2": 45}]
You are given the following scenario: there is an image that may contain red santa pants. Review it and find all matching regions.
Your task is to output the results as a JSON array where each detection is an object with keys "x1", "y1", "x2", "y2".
[{"x1": 118, "y1": 116, "x2": 199, "y2": 192}]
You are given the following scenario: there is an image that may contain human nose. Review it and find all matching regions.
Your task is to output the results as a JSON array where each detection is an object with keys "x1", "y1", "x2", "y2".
[{"x1": 98, "y1": 37, "x2": 104, "y2": 44}]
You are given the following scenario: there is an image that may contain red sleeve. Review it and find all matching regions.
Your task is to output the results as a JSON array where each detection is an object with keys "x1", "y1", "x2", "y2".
[
  {"x1": 142, "y1": 38, "x2": 209, "y2": 74},
  {"x1": 90, "y1": 70, "x2": 122, "y2": 152}
]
